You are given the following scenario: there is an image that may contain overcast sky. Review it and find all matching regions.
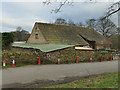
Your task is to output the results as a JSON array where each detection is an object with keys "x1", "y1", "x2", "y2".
[{"x1": 0, "y1": 0, "x2": 119, "y2": 32}]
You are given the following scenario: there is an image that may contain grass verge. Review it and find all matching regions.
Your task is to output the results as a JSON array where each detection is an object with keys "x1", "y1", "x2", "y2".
[
  {"x1": 45, "y1": 72, "x2": 118, "y2": 88},
  {"x1": 2, "y1": 63, "x2": 38, "y2": 68}
]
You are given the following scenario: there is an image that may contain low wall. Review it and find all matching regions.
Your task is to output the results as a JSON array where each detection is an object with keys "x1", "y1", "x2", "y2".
[
  {"x1": 2, "y1": 47, "x2": 116, "y2": 65},
  {"x1": 46, "y1": 47, "x2": 116, "y2": 63}
]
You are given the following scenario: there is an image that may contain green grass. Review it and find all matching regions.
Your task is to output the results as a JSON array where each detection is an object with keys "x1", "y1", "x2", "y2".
[
  {"x1": 2, "y1": 65, "x2": 11, "y2": 68},
  {"x1": 2, "y1": 63, "x2": 38, "y2": 68},
  {"x1": 45, "y1": 72, "x2": 118, "y2": 88}
]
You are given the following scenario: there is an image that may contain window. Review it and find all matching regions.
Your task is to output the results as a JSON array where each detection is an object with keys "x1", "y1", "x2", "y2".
[
  {"x1": 35, "y1": 27, "x2": 37, "y2": 32},
  {"x1": 35, "y1": 33, "x2": 38, "y2": 39}
]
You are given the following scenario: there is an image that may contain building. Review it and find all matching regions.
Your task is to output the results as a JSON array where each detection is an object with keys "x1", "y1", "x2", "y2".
[
  {"x1": 27, "y1": 22, "x2": 111, "y2": 50},
  {"x1": 11, "y1": 22, "x2": 113, "y2": 62}
]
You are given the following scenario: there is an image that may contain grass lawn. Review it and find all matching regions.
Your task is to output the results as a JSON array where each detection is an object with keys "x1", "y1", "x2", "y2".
[{"x1": 45, "y1": 72, "x2": 118, "y2": 88}]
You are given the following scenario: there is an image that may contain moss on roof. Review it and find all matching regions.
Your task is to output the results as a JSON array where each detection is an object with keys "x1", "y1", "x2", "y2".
[{"x1": 35, "y1": 22, "x2": 104, "y2": 45}]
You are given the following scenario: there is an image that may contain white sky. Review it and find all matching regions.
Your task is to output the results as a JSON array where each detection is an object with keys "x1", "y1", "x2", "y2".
[{"x1": 0, "y1": 0, "x2": 119, "y2": 32}]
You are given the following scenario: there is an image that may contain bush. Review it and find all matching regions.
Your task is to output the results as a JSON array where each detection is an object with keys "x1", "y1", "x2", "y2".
[
  {"x1": 106, "y1": 49, "x2": 115, "y2": 52},
  {"x1": 99, "y1": 48, "x2": 105, "y2": 51},
  {"x1": 99, "y1": 48, "x2": 116, "y2": 52},
  {"x1": 2, "y1": 32, "x2": 14, "y2": 49}
]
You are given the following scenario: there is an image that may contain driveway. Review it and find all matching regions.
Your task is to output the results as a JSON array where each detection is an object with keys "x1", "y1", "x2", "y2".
[{"x1": 1, "y1": 60, "x2": 118, "y2": 88}]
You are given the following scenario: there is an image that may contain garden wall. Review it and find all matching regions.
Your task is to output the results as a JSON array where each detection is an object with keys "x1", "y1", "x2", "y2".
[
  {"x1": 46, "y1": 47, "x2": 116, "y2": 63},
  {"x1": 2, "y1": 47, "x2": 116, "y2": 65}
]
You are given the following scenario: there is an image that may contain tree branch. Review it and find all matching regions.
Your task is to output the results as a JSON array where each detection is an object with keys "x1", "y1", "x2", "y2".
[
  {"x1": 51, "y1": 0, "x2": 68, "y2": 13},
  {"x1": 101, "y1": 1, "x2": 120, "y2": 20},
  {"x1": 102, "y1": 8, "x2": 120, "y2": 20}
]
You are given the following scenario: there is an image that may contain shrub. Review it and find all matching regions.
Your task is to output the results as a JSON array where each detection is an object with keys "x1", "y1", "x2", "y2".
[
  {"x1": 106, "y1": 49, "x2": 115, "y2": 52},
  {"x1": 2, "y1": 32, "x2": 14, "y2": 49},
  {"x1": 99, "y1": 48, "x2": 105, "y2": 51}
]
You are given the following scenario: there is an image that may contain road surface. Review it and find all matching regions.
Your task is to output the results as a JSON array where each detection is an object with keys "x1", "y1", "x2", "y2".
[{"x1": 1, "y1": 60, "x2": 118, "y2": 88}]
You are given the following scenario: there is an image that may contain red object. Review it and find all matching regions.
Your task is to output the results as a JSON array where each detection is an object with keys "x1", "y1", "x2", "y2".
[
  {"x1": 38, "y1": 57, "x2": 41, "y2": 65},
  {"x1": 101, "y1": 56, "x2": 103, "y2": 62},
  {"x1": 3, "y1": 61, "x2": 5, "y2": 63},
  {"x1": 110, "y1": 56, "x2": 112, "y2": 61},
  {"x1": 58, "y1": 57, "x2": 60, "y2": 64},
  {"x1": 12, "y1": 58, "x2": 15, "y2": 67},
  {"x1": 90, "y1": 56, "x2": 92, "y2": 62},
  {"x1": 76, "y1": 56, "x2": 78, "y2": 63},
  {"x1": 3, "y1": 61, "x2": 6, "y2": 66}
]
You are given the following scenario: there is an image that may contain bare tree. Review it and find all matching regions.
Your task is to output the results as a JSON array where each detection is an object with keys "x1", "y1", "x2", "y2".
[
  {"x1": 43, "y1": 0, "x2": 119, "y2": 19},
  {"x1": 15, "y1": 27, "x2": 30, "y2": 41},
  {"x1": 54, "y1": 18, "x2": 67, "y2": 25},
  {"x1": 16, "y1": 26, "x2": 22, "y2": 31},
  {"x1": 43, "y1": 0, "x2": 104, "y2": 13},
  {"x1": 67, "y1": 19, "x2": 76, "y2": 26},
  {"x1": 43, "y1": 0, "x2": 51, "y2": 5},
  {"x1": 116, "y1": 27, "x2": 120, "y2": 35},
  {"x1": 86, "y1": 19, "x2": 97, "y2": 29},
  {"x1": 85, "y1": 18, "x2": 117, "y2": 37},
  {"x1": 96, "y1": 17, "x2": 117, "y2": 37},
  {"x1": 43, "y1": 0, "x2": 74, "y2": 13},
  {"x1": 102, "y1": 1, "x2": 120, "y2": 20},
  {"x1": 76, "y1": 22, "x2": 85, "y2": 27}
]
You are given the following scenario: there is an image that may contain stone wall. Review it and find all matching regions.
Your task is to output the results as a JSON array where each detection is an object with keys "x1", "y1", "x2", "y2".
[
  {"x1": 27, "y1": 24, "x2": 48, "y2": 44},
  {"x1": 2, "y1": 47, "x2": 116, "y2": 65},
  {"x1": 46, "y1": 47, "x2": 116, "y2": 63}
]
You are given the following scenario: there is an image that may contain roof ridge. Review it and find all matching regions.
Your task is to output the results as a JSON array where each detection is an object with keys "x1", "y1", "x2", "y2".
[{"x1": 35, "y1": 22, "x2": 90, "y2": 29}]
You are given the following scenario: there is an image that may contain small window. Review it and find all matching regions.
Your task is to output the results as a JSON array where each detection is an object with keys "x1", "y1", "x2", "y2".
[
  {"x1": 35, "y1": 27, "x2": 37, "y2": 32},
  {"x1": 35, "y1": 33, "x2": 38, "y2": 39}
]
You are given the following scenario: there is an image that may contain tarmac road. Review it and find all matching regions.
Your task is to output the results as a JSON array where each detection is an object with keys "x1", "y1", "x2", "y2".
[{"x1": 1, "y1": 60, "x2": 118, "y2": 88}]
